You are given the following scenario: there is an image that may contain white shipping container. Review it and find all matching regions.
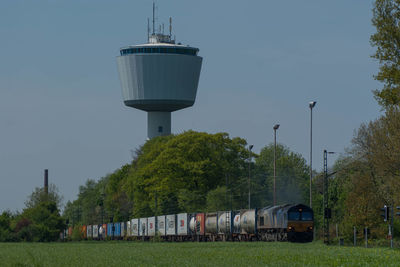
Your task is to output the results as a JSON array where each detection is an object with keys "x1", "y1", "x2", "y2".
[
  {"x1": 148, "y1": 217, "x2": 156, "y2": 236},
  {"x1": 121, "y1": 222, "x2": 126, "y2": 237},
  {"x1": 177, "y1": 213, "x2": 188, "y2": 235},
  {"x1": 157, "y1": 216, "x2": 166, "y2": 236},
  {"x1": 127, "y1": 221, "x2": 131, "y2": 237},
  {"x1": 139, "y1": 218, "x2": 148, "y2": 236},
  {"x1": 166, "y1": 214, "x2": 176, "y2": 235},
  {"x1": 132, "y1": 219, "x2": 139, "y2": 236},
  {"x1": 87, "y1": 225, "x2": 93, "y2": 238},
  {"x1": 93, "y1": 225, "x2": 99, "y2": 238}
]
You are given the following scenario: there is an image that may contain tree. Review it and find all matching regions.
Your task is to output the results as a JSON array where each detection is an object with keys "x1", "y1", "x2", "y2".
[
  {"x1": 253, "y1": 144, "x2": 309, "y2": 207},
  {"x1": 371, "y1": 0, "x2": 400, "y2": 108},
  {"x1": 125, "y1": 131, "x2": 249, "y2": 217},
  {"x1": 24, "y1": 184, "x2": 63, "y2": 210},
  {"x1": 0, "y1": 211, "x2": 16, "y2": 242},
  {"x1": 16, "y1": 184, "x2": 66, "y2": 241},
  {"x1": 19, "y1": 201, "x2": 65, "y2": 241}
]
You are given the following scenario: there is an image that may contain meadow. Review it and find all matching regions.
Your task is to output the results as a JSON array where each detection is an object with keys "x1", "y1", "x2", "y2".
[{"x1": 0, "y1": 241, "x2": 399, "y2": 267}]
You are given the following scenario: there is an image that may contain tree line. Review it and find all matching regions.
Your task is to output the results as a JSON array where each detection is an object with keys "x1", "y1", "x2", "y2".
[{"x1": 63, "y1": 131, "x2": 310, "y2": 225}]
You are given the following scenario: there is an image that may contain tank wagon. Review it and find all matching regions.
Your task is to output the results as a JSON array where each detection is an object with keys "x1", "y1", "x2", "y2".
[{"x1": 70, "y1": 204, "x2": 313, "y2": 242}]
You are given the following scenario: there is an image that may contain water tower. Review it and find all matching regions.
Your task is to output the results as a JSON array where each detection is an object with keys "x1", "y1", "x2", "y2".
[{"x1": 116, "y1": 4, "x2": 202, "y2": 139}]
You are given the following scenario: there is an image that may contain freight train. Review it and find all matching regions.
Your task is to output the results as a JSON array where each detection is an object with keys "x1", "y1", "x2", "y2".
[{"x1": 63, "y1": 204, "x2": 313, "y2": 243}]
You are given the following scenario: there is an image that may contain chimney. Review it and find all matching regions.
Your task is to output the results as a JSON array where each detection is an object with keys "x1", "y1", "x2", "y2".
[{"x1": 44, "y1": 169, "x2": 48, "y2": 195}]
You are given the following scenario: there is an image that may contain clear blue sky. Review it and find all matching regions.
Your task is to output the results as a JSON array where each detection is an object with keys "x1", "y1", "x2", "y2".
[{"x1": 0, "y1": 0, "x2": 381, "y2": 212}]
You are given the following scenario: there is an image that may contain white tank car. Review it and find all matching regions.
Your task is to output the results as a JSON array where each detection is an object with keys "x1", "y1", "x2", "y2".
[
  {"x1": 205, "y1": 213, "x2": 218, "y2": 234},
  {"x1": 240, "y1": 209, "x2": 257, "y2": 234},
  {"x1": 217, "y1": 211, "x2": 232, "y2": 234}
]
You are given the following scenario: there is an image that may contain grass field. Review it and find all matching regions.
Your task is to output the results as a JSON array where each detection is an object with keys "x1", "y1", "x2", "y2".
[{"x1": 0, "y1": 241, "x2": 399, "y2": 266}]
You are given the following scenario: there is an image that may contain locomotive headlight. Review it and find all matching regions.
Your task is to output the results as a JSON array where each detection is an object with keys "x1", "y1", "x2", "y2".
[
  {"x1": 288, "y1": 226, "x2": 294, "y2": 231},
  {"x1": 308, "y1": 226, "x2": 313, "y2": 230}
]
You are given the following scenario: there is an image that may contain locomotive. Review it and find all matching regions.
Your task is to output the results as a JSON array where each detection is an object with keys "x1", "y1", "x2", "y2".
[{"x1": 64, "y1": 204, "x2": 313, "y2": 243}]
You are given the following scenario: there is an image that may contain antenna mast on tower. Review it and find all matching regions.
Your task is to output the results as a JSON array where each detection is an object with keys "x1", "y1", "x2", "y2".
[
  {"x1": 169, "y1": 17, "x2": 172, "y2": 38},
  {"x1": 152, "y1": 1, "x2": 155, "y2": 34},
  {"x1": 147, "y1": 18, "x2": 150, "y2": 40}
]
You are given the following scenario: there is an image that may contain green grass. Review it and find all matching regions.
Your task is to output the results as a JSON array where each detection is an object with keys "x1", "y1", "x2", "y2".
[{"x1": 0, "y1": 241, "x2": 399, "y2": 266}]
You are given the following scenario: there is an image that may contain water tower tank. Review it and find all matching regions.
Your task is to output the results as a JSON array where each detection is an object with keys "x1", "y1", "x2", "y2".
[{"x1": 116, "y1": 11, "x2": 202, "y2": 139}]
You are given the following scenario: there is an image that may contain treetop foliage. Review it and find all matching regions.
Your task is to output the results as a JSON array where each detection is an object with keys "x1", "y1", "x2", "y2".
[{"x1": 371, "y1": 0, "x2": 400, "y2": 108}]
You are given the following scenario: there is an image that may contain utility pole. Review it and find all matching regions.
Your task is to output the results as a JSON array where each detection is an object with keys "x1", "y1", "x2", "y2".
[
  {"x1": 248, "y1": 144, "x2": 253, "y2": 209},
  {"x1": 273, "y1": 124, "x2": 280, "y2": 206},
  {"x1": 309, "y1": 101, "x2": 316, "y2": 208},
  {"x1": 323, "y1": 150, "x2": 335, "y2": 244},
  {"x1": 323, "y1": 150, "x2": 327, "y2": 244}
]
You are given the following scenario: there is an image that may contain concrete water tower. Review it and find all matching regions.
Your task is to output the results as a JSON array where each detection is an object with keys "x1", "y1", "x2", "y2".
[{"x1": 116, "y1": 4, "x2": 202, "y2": 139}]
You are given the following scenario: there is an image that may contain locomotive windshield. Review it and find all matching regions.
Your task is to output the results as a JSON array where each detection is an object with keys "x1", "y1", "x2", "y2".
[
  {"x1": 288, "y1": 210, "x2": 313, "y2": 221},
  {"x1": 301, "y1": 211, "x2": 313, "y2": 221},
  {"x1": 288, "y1": 211, "x2": 300, "y2": 220}
]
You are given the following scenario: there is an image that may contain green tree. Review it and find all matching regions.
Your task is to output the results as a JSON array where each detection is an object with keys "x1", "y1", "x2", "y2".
[
  {"x1": 126, "y1": 131, "x2": 248, "y2": 217},
  {"x1": 24, "y1": 184, "x2": 63, "y2": 209},
  {"x1": 15, "y1": 185, "x2": 66, "y2": 241},
  {"x1": 19, "y1": 201, "x2": 65, "y2": 241},
  {"x1": 253, "y1": 144, "x2": 310, "y2": 207},
  {"x1": 0, "y1": 211, "x2": 16, "y2": 241},
  {"x1": 371, "y1": 0, "x2": 400, "y2": 108}
]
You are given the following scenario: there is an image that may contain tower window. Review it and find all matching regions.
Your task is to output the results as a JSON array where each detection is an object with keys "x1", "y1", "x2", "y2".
[{"x1": 158, "y1": 126, "x2": 163, "y2": 133}]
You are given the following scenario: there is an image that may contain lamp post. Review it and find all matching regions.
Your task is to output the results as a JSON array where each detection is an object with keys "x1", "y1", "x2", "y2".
[
  {"x1": 273, "y1": 124, "x2": 280, "y2": 206},
  {"x1": 248, "y1": 144, "x2": 253, "y2": 209},
  {"x1": 309, "y1": 101, "x2": 316, "y2": 208}
]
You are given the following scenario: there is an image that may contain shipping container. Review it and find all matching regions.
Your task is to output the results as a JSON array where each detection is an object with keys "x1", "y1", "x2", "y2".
[
  {"x1": 102, "y1": 224, "x2": 108, "y2": 238},
  {"x1": 139, "y1": 218, "x2": 148, "y2": 236},
  {"x1": 240, "y1": 209, "x2": 257, "y2": 234},
  {"x1": 114, "y1": 222, "x2": 121, "y2": 237},
  {"x1": 166, "y1": 214, "x2": 176, "y2": 235},
  {"x1": 81, "y1": 225, "x2": 87, "y2": 239},
  {"x1": 126, "y1": 221, "x2": 131, "y2": 237},
  {"x1": 177, "y1": 213, "x2": 190, "y2": 235},
  {"x1": 107, "y1": 223, "x2": 114, "y2": 237},
  {"x1": 131, "y1": 219, "x2": 139, "y2": 236},
  {"x1": 196, "y1": 213, "x2": 205, "y2": 235},
  {"x1": 205, "y1": 213, "x2": 218, "y2": 234},
  {"x1": 87, "y1": 225, "x2": 93, "y2": 238},
  {"x1": 121, "y1": 222, "x2": 126, "y2": 237},
  {"x1": 93, "y1": 225, "x2": 99, "y2": 238},
  {"x1": 218, "y1": 211, "x2": 232, "y2": 234},
  {"x1": 157, "y1": 216, "x2": 166, "y2": 236},
  {"x1": 148, "y1": 217, "x2": 156, "y2": 236}
]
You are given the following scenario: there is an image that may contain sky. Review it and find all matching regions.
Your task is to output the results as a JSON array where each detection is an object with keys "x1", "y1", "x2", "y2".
[{"x1": 0, "y1": 0, "x2": 381, "y2": 212}]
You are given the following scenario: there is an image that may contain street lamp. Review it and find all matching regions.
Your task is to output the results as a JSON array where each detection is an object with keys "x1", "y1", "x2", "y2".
[
  {"x1": 273, "y1": 124, "x2": 280, "y2": 206},
  {"x1": 309, "y1": 101, "x2": 316, "y2": 208},
  {"x1": 248, "y1": 144, "x2": 253, "y2": 209}
]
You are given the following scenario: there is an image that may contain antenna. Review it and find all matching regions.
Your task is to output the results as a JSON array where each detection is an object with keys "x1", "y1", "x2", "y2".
[
  {"x1": 147, "y1": 18, "x2": 150, "y2": 40},
  {"x1": 162, "y1": 23, "x2": 164, "y2": 34},
  {"x1": 152, "y1": 1, "x2": 155, "y2": 35},
  {"x1": 169, "y1": 17, "x2": 172, "y2": 38}
]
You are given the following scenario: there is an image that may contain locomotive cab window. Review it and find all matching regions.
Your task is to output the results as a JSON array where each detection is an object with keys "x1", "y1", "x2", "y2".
[
  {"x1": 301, "y1": 211, "x2": 313, "y2": 221},
  {"x1": 288, "y1": 211, "x2": 300, "y2": 220}
]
